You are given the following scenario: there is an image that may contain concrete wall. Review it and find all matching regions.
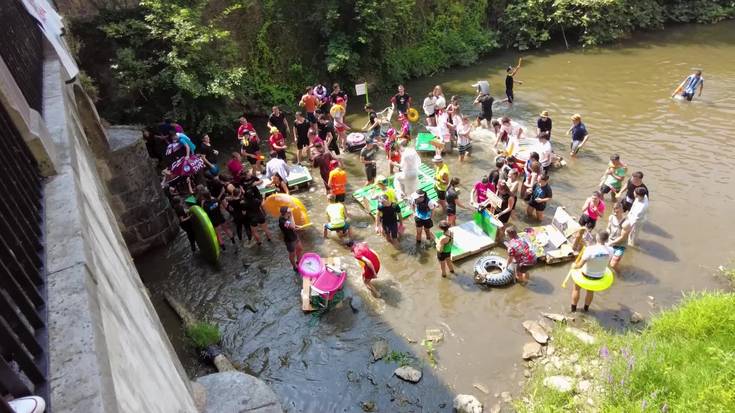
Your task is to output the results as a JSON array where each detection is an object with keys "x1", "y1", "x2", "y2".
[
  {"x1": 102, "y1": 126, "x2": 179, "y2": 257},
  {"x1": 0, "y1": 33, "x2": 198, "y2": 413}
]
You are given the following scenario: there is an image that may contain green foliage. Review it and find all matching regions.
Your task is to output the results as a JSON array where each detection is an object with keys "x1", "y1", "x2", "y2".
[
  {"x1": 70, "y1": 0, "x2": 733, "y2": 133},
  {"x1": 421, "y1": 339, "x2": 438, "y2": 367},
  {"x1": 519, "y1": 292, "x2": 735, "y2": 412},
  {"x1": 385, "y1": 350, "x2": 414, "y2": 367},
  {"x1": 186, "y1": 322, "x2": 222, "y2": 349}
]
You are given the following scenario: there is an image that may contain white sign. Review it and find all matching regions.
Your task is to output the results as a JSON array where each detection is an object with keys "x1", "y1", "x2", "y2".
[
  {"x1": 355, "y1": 83, "x2": 367, "y2": 96},
  {"x1": 21, "y1": 0, "x2": 79, "y2": 79}
]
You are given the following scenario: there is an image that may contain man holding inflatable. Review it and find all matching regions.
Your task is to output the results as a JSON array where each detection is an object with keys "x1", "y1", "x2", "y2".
[{"x1": 570, "y1": 231, "x2": 613, "y2": 313}]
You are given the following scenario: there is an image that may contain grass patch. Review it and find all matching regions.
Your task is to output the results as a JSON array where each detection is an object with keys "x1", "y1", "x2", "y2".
[
  {"x1": 185, "y1": 322, "x2": 222, "y2": 349},
  {"x1": 385, "y1": 351, "x2": 414, "y2": 367},
  {"x1": 519, "y1": 291, "x2": 735, "y2": 412}
]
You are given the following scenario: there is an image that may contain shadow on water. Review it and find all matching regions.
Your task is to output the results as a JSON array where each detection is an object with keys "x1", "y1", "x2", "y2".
[
  {"x1": 642, "y1": 221, "x2": 672, "y2": 239},
  {"x1": 634, "y1": 239, "x2": 679, "y2": 263}
]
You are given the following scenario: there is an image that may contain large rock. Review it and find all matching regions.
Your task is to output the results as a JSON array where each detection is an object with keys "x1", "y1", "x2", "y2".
[
  {"x1": 394, "y1": 366, "x2": 422, "y2": 383},
  {"x1": 543, "y1": 376, "x2": 574, "y2": 393},
  {"x1": 522, "y1": 342, "x2": 543, "y2": 360},
  {"x1": 541, "y1": 312, "x2": 573, "y2": 322},
  {"x1": 630, "y1": 311, "x2": 644, "y2": 324},
  {"x1": 196, "y1": 372, "x2": 282, "y2": 413},
  {"x1": 565, "y1": 327, "x2": 596, "y2": 345},
  {"x1": 371, "y1": 339, "x2": 389, "y2": 362},
  {"x1": 522, "y1": 320, "x2": 549, "y2": 344},
  {"x1": 453, "y1": 394, "x2": 484, "y2": 413}
]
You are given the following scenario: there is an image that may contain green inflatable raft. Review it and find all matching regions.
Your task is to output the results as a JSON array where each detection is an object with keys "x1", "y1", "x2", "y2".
[{"x1": 189, "y1": 205, "x2": 220, "y2": 264}]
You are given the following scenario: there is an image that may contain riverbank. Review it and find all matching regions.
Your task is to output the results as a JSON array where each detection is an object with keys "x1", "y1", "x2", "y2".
[
  {"x1": 66, "y1": 1, "x2": 734, "y2": 134},
  {"x1": 517, "y1": 273, "x2": 735, "y2": 412}
]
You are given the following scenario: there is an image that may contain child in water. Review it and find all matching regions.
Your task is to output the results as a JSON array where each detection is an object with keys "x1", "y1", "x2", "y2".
[{"x1": 436, "y1": 220, "x2": 455, "y2": 278}]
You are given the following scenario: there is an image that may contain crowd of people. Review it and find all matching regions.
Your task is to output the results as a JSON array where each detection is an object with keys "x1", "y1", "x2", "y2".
[{"x1": 143, "y1": 70, "x2": 653, "y2": 309}]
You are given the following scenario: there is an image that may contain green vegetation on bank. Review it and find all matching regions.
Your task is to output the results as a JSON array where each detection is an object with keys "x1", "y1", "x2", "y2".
[
  {"x1": 519, "y1": 291, "x2": 735, "y2": 412},
  {"x1": 186, "y1": 322, "x2": 222, "y2": 349},
  {"x1": 68, "y1": 0, "x2": 735, "y2": 133}
]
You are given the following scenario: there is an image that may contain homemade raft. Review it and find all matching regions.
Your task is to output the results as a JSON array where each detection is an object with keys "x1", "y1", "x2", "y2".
[
  {"x1": 352, "y1": 163, "x2": 437, "y2": 218},
  {"x1": 434, "y1": 209, "x2": 501, "y2": 261},
  {"x1": 415, "y1": 132, "x2": 439, "y2": 153},
  {"x1": 517, "y1": 207, "x2": 581, "y2": 264},
  {"x1": 298, "y1": 254, "x2": 347, "y2": 312},
  {"x1": 258, "y1": 164, "x2": 313, "y2": 196}
]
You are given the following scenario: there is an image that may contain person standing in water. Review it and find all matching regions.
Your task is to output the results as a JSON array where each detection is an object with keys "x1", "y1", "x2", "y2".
[
  {"x1": 606, "y1": 202, "x2": 632, "y2": 271},
  {"x1": 571, "y1": 231, "x2": 613, "y2": 312},
  {"x1": 433, "y1": 155, "x2": 450, "y2": 210},
  {"x1": 279, "y1": 206, "x2": 304, "y2": 272},
  {"x1": 600, "y1": 154, "x2": 627, "y2": 202},
  {"x1": 504, "y1": 225, "x2": 536, "y2": 283},
  {"x1": 627, "y1": 187, "x2": 649, "y2": 247},
  {"x1": 537, "y1": 111, "x2": 552, "y2": 140},
  {"x1": 351, "y1": 243, "x2": 381, "y2": 298},
  {"x1": 567, "y1": 114, "x2": 590, "y2": 156},
  {"x1": 436, "y1": 220, "x2": 455, "y2": 278},
  {"x1": 445, "y1": 177, "x2": 469, "y2": 227},
  {"x1": 672, "y1": 69, "x2": 704, "y2": 101},
  {"x1": 410, "y1": 189, "x2": 437, "y2": 245},
  {"x1": 502, "y1": 58, "x2": 523, "y2": 106},
  {"x1": 578, "y1": 191, "x2": 606, "y2": 229},
  {"x1": 292, "y1": 112, "x2": 311, "y2": 165},
  {"x1": 375, "y1": 195, "x2": 402, "y2": 246},
  {"x1": 391, "y1": 84, "x2": 412, "y2": 116}
]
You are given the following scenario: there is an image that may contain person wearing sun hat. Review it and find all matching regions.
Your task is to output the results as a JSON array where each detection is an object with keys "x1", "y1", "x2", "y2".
[
  {"x1": 433, "y1": 154, "x2": 450, "y2": 210},
  {"x1": 537, "y1": 110, "x2": 552, "y2": 140}
]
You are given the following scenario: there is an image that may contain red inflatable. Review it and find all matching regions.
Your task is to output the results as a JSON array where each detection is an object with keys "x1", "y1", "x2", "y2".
[{"x1": 352, "y1": 243, "x2": 381, "y2": 280}]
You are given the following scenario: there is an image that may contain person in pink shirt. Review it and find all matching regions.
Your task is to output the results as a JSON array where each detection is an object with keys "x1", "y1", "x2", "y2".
[
  {"x1": 471, "y1": 176, "x2": 495, "y2": 210},
  {"x1": 578, "y1": 191, "x2": 606, "y2": 229}
]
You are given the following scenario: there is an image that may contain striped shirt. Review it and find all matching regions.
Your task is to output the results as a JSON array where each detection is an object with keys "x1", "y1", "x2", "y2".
[{"x1": 683, "y1": 75, "x2": 703, "y2": 94}]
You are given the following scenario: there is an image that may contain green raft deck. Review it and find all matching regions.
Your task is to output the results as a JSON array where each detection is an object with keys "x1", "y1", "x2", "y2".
[
  {"x1": 434, "y1": 210, "x2": 501, "y2": 261},
  {"x1": 352, "y1": 163, "x2": 438, "y2": 218},
  {"x1": 415, "y1": 132, "x2": 437, "y2": 153}
]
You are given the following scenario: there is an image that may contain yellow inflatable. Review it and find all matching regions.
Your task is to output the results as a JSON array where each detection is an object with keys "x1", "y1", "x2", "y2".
[
  {"x1": 570, "y1": 268, "x2": 614, "y2": 292},
  {"x1": 407, "y1": 107, "x2": 420, "y2": 123},
  {"x1": 329, "y1": 104, "x2": 345, "y2": 118},
  {"x1": 262, "y1": 193, "x2": 312, "y2": 227}
]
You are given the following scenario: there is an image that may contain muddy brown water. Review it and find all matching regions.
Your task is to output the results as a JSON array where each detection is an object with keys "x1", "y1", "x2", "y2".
[{"x1": 137, "y1": 22, "x2": 735, "y2": 412}]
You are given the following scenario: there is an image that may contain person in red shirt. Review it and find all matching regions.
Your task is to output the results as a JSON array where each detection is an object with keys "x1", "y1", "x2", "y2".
[
  {"x1": 237, "y1": 116, "x2": 255, "y2": 142},
  {"x1": 268, "y1": 127, "x2": 287, "y2": 160},
  {"x1": 226, "y1": 152, "x2": 244, "y2": 183}
]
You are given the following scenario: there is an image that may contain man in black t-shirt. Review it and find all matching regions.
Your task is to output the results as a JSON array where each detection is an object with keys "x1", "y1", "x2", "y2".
[
  {"x1": 317, "y1": 114, "x2": 339, "y2": 155},
  {"x1": 537, "y1": 110, "x2": 552, "y2": 139},
  {"x1": 474, "y1": 93, "x2": 495, "y2": 127},
  {"x1": 375, "y1": 195, "x2": 402, "y2": 245},
  {"x1": 622, "y1": 171, "x2": 649, "y2": 212},
  {"x1": 391, "y1": 84, "x2": 412, "y2": 115},
  {"x1": 503, "y1": 58, "x2": 523, "y2": 106},
  {"x1": 329, "y1": 83, "x2": 348, "y2": 112},
  {"x1": 268, "y1": 106, "x2": 289, "y2": 139},
  {"x1": 292, "y1": 112, "x2": 312, "y2": 164}
]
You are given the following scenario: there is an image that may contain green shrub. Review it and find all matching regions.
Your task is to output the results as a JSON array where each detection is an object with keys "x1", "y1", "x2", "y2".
[{"x1": 186, "y1": 322, "x2": 222, "y2": 349}]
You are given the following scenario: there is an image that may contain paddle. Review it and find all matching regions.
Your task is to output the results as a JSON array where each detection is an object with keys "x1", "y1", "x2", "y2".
[{"x1": 561, "y1": 246, "x2": 585, "y2": 289}]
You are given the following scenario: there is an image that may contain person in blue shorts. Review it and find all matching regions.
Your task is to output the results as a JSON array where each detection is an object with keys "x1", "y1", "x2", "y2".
[{"x1": 672, "y1": 69, "x2": 704, "y2": 101}]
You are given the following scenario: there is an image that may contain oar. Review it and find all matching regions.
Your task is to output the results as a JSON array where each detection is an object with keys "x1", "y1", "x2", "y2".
[{"x1": 561, "y1": 246, "x2": 585, "y2": 289}]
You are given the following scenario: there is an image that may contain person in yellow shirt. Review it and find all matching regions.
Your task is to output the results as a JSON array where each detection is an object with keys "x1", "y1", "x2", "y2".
[
  {"x1": 323, "y1": 195, "x2": 353, "y2": 243},
  {"x1": 374, "y1": 175, "x2": 397, "y2": 205},
  {"x1": 327, "y1": 160, "x2": 347, "y2": 202},
  {"x1": 433, "y1": 155, "x2": 450, "y2": 210}
]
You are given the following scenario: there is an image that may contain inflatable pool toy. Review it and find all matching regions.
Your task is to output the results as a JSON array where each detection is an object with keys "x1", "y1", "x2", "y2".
[
  {"x1": 346, "y1": 132, "x2": 367, "y2": 152},
  {"x1": 570, "y1": 268, "x2": 614, "y2": 292},
  {"x1": 407, "y1": 107, "x2": 420, "y2": 123},
  {"x1": 330, "y1": 104, "x2": 345, "y2": 118},
  {"x1": 298, "y1": 252, "x2": 325, "y2": 279},
  {"x1": 261, "y1": 193, "x2": 312, "y2": 227},
  {"x1": 189, "y1": 206, "x2": 220, "y2": 264},
  {"x1": 353, "y1": 243, "x2": 381, "y2": 276},
  {"x1": 473, "y1": 255, "x2": 512, "y2": 286}
]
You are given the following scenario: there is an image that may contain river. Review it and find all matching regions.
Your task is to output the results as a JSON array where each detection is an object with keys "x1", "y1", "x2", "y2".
[{"x1": 137, "y1": 21, "x2": 735, "y2": 412}]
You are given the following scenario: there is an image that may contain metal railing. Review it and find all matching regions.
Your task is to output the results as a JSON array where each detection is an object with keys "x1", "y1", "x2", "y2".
[
  {"x1": 0, "y1": 99, "x2": 47, "y2": 409},
  {"x1": 0, "y1": 0, "x2": 45, "y2": 114}
]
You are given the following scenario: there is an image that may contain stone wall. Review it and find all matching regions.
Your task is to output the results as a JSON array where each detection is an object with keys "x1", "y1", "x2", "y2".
[
  {"x1": 0, "y1": 32, "x2": 199, "y2": 413},
  {"x1": 103, "y1": 126, "x2": 178, "y2": 257}
]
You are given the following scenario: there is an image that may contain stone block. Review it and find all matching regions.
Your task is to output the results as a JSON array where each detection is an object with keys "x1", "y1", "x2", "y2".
[{"x1": 197, "y1": 372, "x2": 282, "y2": 413}]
